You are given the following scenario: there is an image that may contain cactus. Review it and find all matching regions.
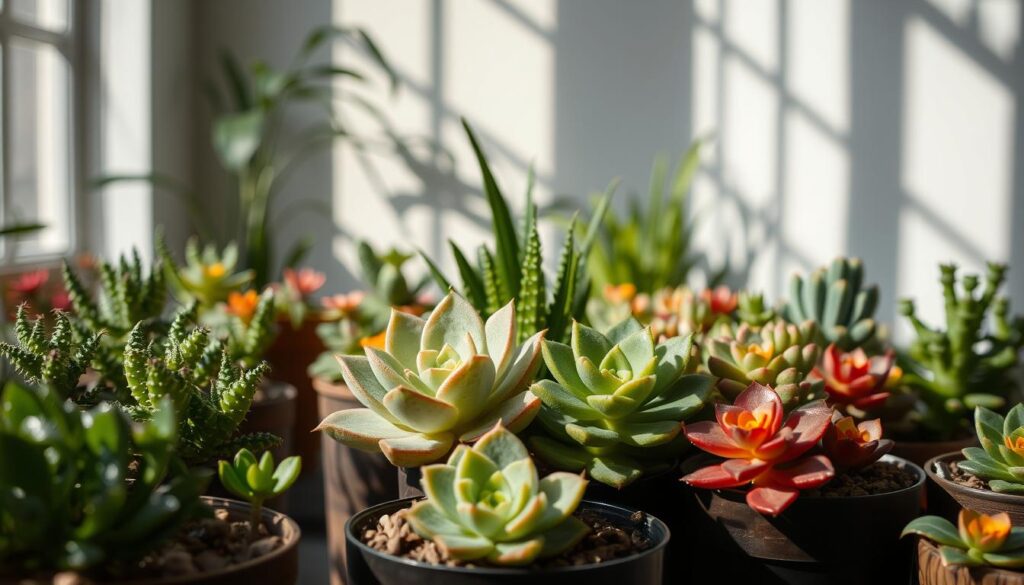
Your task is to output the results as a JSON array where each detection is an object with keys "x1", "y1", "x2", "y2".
[
  {"x1": 528, "y1": 319, "x2": 714, "y2": 488},
  {"x1": 316, "y1": 291, "x2": 545, "y2": 467},
  {"x1": 783, "y1": 257, "x2": 878, "y2": 350},
  {"x1": 123, "y1": 309, "x2": 277, "y2": 464},
  {"x1": 0, "y1": 306, "x2": 101, "y2": 400},
  {"x1": 704, "y1": 320, "x2": 823, "y2": 406},
  {"x1": 406, "y1": 425, "x2": 589, "y2": 565},
  {"x1": 420, "y1": 119, "x2": 613, "y2": 345},
  {"x1": 220, "y1": 290, "x2": 277, "y2": 368},
  {"x1": 899, "y1": 262, "x2": 1023, "y2": 435}
]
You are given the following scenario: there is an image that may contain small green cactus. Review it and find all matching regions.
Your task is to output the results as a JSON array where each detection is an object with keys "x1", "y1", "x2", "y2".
[
  {"x1": 124, "y1": 309, "x2": 278, "y2": 463},
  {"x1": 704, "y1": 319, "x2": 823, "y2": 406},
  {"x1": 407, "y1": 425, "x2": 589, "y2": 565},
  {"x1": 0, "y1": 306, "x2": 101, "y2": 400},
  {"x1": 218, "y1": 449, "x2": 301, "y2": 532},
  {"x1": 783, "y1": 257, "x2": 878, "y2": 350},
  {"x1": 220, "y1": 290, "x2": 277, "y2": 368},
  {"x1": 900, "y1": 262, "x2": 1023, "y2": 435}
]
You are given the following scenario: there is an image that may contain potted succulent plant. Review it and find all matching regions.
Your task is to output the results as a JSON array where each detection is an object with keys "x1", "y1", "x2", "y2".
[
  {"x1": 927, "y1": 404, "x2": 1024, "y2": 525},
  {"x1": 0, "y1": 383, "x2": 302, "y2": 585},
  {"x1": 316, "y1": 291, "x2": 544, "y2": 581},
  {"x1": 345, "y1": 425, "x2": 669, "y2": 585},
  {"x1": 893, "y1": 262, "x2": 1023, "y2": 465},
  {"x1": 904, "y1": 507, "x2": 1024, "y2": 584},
  {"x1": 680, "y1": 382, "x2": 925, "y2": 583}
]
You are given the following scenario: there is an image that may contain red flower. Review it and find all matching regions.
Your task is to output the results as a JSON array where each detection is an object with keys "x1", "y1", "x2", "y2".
[
  {"x1": 821, "y1": 414, "x2": 893, "y2": 470},
  {"x1": 812, "y1": 344, "x2": 894, "y2": 411},
  {"x1": 283, "y1": 268, "x2": 325, "y2": 298},
  {"x1": 700, "y1": 285, "x2": 738, "y2": 315},
  {"x1": 9, "y1": 269, "x2": 49, "y2": 295},
  {"x1": 50, "y1": 289, "x2": 71, "y2": 311},
  {"x1": 682, "y1": 382, "x2": 834, "y2": 516}
]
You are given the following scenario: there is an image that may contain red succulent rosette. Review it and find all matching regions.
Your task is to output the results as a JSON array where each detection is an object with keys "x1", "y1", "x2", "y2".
[
  {"x1": 700, "y1": 285, "x2": 739, "y2": 316},
  {"x1": 821, "y1": 414, "x2": 893, "y2": 470},
  {"x1": 812, "y1": 344, "x2": 894, "y2": 411},
  {"x1": 682, "y1": 382, "x2": 834, "y2": 516}
]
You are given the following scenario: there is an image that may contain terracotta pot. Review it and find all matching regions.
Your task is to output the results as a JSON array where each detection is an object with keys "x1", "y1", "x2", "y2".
[
  {"x1": 927, "y1": 453, "x2": 1024, "y2": 525},
  {"x1": 265, "y1": 316, "x2": 326, "y2": 470},
  {"x1": 916, "y1": 538, "x2": 1024, "y2": 584},
  {"x1": 2, "y1": 496, "x2": 301, "y2": 585},
  {"x1": 315, "y1": 377, "x2": 399, "y2": 585},
  {"x1": 892, "y1": 436, "x2": 978, "y2": 468},
  {"x1": 344, "y1": 498, "x2": 669, "y2": 585},
  {"x1": 683, "y1": 454, "x2": 925, "y2": 584},
  {"x1": 205, "y1": 380, "x2": 297, "y2": 512}
]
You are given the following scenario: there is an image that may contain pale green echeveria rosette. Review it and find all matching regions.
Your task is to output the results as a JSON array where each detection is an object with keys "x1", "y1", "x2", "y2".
[
  {"x1": 529, "y1": 318, "x2": 715, "y2": 488},
  {"x1": 407, "y1": 425, "x2": 589, "y2": 566},
  {"x1": 317, "y1": 292, "x2": 545, "y2": 467}
]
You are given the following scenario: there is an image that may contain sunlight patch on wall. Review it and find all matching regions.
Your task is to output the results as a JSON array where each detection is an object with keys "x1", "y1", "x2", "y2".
[{"x1": 787, "y1": 0, "x2": 850, "y2": 133}]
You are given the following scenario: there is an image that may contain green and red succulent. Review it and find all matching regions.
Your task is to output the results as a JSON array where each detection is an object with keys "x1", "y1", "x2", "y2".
[
  {"x1": 903, "y1": 508, "x2": 1024, "y2": 568},
  {"x1": 682, "y1": 382, "x2": 834, "y2": 516},
  {"x1": 317, "y1": 291, "x2": 545, "y2": 467},
  {"x1": 407, "y1": 425, "x2": 589, "y2": 566},
  {"x1": 959, "y1": 404, "x2": 1024, "y2": 493},
  {"x1": 821, "y1": 414, "x2": 893, "y2": 471},
  {"x1": 812, "y1": 344, "x2": 895, "y2": 412}
]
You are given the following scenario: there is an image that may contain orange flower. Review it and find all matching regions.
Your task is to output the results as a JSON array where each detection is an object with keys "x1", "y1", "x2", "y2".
[
  {"x1": 603, "y1": 283, "x2": 637, "y2": 304},
  {"x1": 1005, "y1": 435, "x2": 1024, "y2": 458},
  {"x1": 395, "y1": 303, "x2": 427, "y2": 317},
  {"x1": 284, "y1": 268, "x2": 326, "y2": 298},
  {"x1": 227, "y1": 290, "x2": 260, "y2": 324},
  {"x1": 701, "y1": 285, "x2": 738, "y2": 315},
  {"x1": 959, "y1": 509, "x2": 1011, "y2": 552},
  {"x1": 359, "y1": 330, "x2": 386, "y2": 350}
]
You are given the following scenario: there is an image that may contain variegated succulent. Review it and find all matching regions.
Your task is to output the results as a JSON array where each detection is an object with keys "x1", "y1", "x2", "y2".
[
  {"x1": 407, "y1": 425, "x2": 589, "y2": 565},
  {"x1": 317, "y1": 292, "x2": 545, "y2": 467},
  {"x1": 529, "y1": 319, "x2": 714, "y2": 488},
  {"x1": 704, "y1": 320, "x2": 823, "y2": 406}
]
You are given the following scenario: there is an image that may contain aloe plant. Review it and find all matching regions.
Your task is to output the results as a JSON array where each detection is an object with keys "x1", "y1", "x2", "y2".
[
  {"x1": 783, "y1": 257, "x2": 878, "y2": 350},
  {"x1": 704, "y1": 320, "x2": 823, "y2": 406},
  {"x1": 407, "y1": 425, "x2": 589, "y2": 565},
  {"x1": 903, "y1": 509, "x2": 1024, "y2": 568},
  {"x1": 123, "y1": 308, "x2": 277, "y2": 463},
  {"x1": 0, "y1": 383, "x2": 210, "y2": 572},
  {"x1": 0, "y1": 306, "x2": 101, "y2": 401},
  {"x1": 420, "y1": 120, "x2": 613, "y2": 345},
  {"x1": 900, "y1": 262, "x2": 1024, "y2": 436},
  {"x1": 218, "y1": 449, "x2": 301, "y2": 532},
  {"x1": 317, "y1": 291, "x2": 545, "y2": 467},
  {"x1": 959, "y1": 405, "x2": 1024, "y2": 493},
  {"x1": 529, "y1": 319, "x2": 714, "y2": 488}
]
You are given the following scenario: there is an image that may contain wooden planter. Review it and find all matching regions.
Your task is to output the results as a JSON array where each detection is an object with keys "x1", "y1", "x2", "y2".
[
  {"x1": 917, "y1": 539, "x2": 1024, "y2": 585},
  {"x1": 927, "y1": 453, "x2": 1024, "y2": 525},
  {"x1": 314, "y1": 377, "x2": 399, "y2": 585}
]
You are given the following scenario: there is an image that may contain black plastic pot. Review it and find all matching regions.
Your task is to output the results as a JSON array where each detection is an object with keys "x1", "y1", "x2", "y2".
[
  {"x1": 345, "y1": 498, "x2": 669, "y2": 585},
  {"x1": 890, "y1": 435, "x2": 977, "y2": 468},
  {"x1": 927, "y1": 452, "x2": 1024, "y2": 525},
  {"x1": 681, "y1": 454, "x2": 925, "y2": 584}
]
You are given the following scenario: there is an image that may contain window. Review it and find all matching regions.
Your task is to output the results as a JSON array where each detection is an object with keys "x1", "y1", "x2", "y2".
[{"x1": 0, "y1": 0, "x2": 77, "y2": 265}]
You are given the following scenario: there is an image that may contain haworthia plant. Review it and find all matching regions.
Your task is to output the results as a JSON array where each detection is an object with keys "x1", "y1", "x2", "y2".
[
  {"x1": 529, "y1": 319, "x2": 713, "y2": 488},
  {"x1": 407, "y1": 425, "x2": 589, "y2": 565},
  {"x1": 317, "y1": 291, "x2": 545, "y2": 467},
  {"x1": 420, "y1": 119, "x2": 614, "y2": 345},
  {"x1": 783, "y1": 257, "x2": 878, "y2": 350}
]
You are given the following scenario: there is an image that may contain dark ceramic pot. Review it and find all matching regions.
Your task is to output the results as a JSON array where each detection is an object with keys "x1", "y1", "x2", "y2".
[
  {"x1": 316, "y1": 377, "x2": 399, "y2": 585},
  {"x1": 2, "y1": 497, "x2": 302, "y2": 585},
  {"x1": 682, "y1": 454, "x2": 925, "y2": 584},
  {"x1": 927, "y1": 453, "x2": 1024, "y2": 525},
  {"x1": 916, "y1": 538, "x2": 1024, "y2": 584},
  {"x1": 892, "y1": 436, "x2": 978, "y2": 468},
  {"x1": 265, "y1": 316, "x2": 327, "y2": 470},
  {"x1": 344, "y1": 498, "x2": 669, "y2": 585}
]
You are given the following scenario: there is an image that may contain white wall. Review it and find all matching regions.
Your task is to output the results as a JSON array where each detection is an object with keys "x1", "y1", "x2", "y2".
[{"x1": 193, "y1": 0, "x2": 1024, "y2": 340}]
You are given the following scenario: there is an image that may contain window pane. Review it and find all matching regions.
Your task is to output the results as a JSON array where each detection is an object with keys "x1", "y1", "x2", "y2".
[
  {"x1": 9, "y1": 0, "x2": 69, "y2": 33},
  {"x1": 8, "y1": 37, "x2": 72, "y2": 257}
]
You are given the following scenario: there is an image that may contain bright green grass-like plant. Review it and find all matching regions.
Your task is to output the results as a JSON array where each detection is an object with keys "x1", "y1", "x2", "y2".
[
  {"x1": 529, "y1": 319, "x2": 714, "y2": 488},
  {"x1": 218, "y1": 449, "x2": 301, "y2": 532},
  {"x1": 420, "y1": 120, "x2": 613, "y2": 345},
  {"x1": 0, "y1": 384, "x2": 210, "y2": 572},
  {"x1": 407, "y1": 424, "x2": 589, "y2": 566}
]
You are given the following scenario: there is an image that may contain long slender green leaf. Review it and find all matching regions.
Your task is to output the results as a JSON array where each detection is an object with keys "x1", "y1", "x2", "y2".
[
  {"x1": 462, "y1": 119, "x2": 520, "y2": 299},
  {"x1": 548, "y1": 215, "x2": 579, "y2": 343},
  {"x1": 0, "y1": 222, "x2": 45, "y2": 238},
  {"x1": 219, "y1": 49, "x2": 252, "y2": 111},
  {"x1": 580, "y1": 178, "x2": 618, "y2": 261},
  {"x1": 418, "y1": 249, "x2": 453, "y2": 293},
  {"x1": 449, "y1": 241, "x2": 487, "y2": 311}
]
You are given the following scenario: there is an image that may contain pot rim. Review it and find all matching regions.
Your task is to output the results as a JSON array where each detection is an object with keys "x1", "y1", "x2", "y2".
[
  {"x1": 113, "y1": 496, "x2": 302, "y2": 585},
  {"x1": 926, "y1": 452, "x2": 1024, "y2": 505},
  {"x1": 685, "y1": 453, "x2": 926, "y2": 503},
  {"x1": 345, "y1": 497, "x2": 669, "y2": 576}
]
